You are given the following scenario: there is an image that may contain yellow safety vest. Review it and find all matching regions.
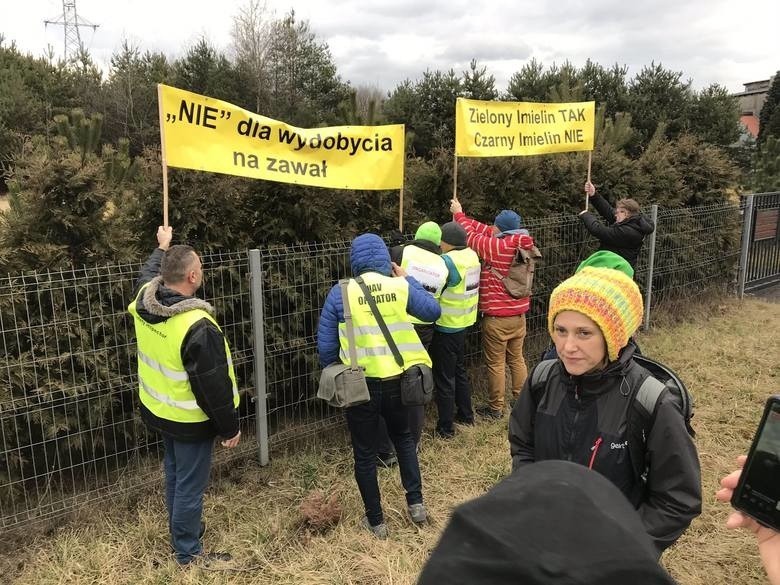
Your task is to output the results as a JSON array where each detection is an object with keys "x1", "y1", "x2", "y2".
[
  {"x1": 128, "y1": 284, "x2": 239, "y2": 424},
  {"x1": 400, "y1": 245, "x2": 448, "y2": 325},
  {"x1": 338, "y1": 272, "x2": 432, "y2": 378},
  {"x1": 437, "y1": 248, "x2": 481, "y2": 329}
]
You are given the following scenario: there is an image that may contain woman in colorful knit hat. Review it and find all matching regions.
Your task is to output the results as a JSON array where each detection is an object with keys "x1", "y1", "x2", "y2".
[{"x1": 509, "y1": 267, "x2": 701, "y2": 558}]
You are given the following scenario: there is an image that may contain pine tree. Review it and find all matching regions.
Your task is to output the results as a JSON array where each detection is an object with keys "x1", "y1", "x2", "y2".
[
  {"x1": 758, "y1": 73, "x2": 780, "y2": 146},
  {"x1": 751, "y1": 135, "x2": 780, "y2": 191}
]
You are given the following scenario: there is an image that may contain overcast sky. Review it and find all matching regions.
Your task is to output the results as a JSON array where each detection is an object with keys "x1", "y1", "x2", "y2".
[{"x1": 2, "y1": 0, "x2": 778, "y2": 95}]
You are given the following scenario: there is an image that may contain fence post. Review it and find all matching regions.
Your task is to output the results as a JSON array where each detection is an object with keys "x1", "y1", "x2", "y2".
[
  {"x1": 248, "y1": 249, "x2": 270, "y2": 466},
  {"x1": 643, "y1": 204, "x2": 658, "y2": 331},
  {"x1": 738, "y1": 194, "x2": 755, "y2": 299}
]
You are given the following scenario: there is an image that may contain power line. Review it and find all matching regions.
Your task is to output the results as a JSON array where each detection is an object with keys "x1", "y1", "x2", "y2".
[{"x1": 44, "y1": 0, "x2": 99, "y2": 61}]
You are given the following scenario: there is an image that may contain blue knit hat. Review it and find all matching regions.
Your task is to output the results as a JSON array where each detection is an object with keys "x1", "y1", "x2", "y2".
[{"x1": 495, "y1": 210, "x2": 522, "y2": 233}]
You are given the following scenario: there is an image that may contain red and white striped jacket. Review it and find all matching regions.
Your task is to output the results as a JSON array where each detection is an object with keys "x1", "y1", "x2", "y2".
[{"x1": 454, "y1": 211, "x2": 535, "y2": 317}]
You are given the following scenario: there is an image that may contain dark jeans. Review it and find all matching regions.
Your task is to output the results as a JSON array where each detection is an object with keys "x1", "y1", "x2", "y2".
[
  {"x1": 162, "y1": 435, "x2": 214, "y2": 564},
  {"x1": 431, "y1": 329, "x2": 472, "y2": 435},
  {"x1": 376, "y1": 324, "x2": 433, "y2": 452},
  {"x1": 345, "y1": 377, "x2": 423, "y2": 526}
]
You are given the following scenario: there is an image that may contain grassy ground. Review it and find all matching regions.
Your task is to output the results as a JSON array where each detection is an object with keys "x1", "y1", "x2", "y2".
[{"x1": 2, "y1": 296, "x2": 778, "y2": 584}]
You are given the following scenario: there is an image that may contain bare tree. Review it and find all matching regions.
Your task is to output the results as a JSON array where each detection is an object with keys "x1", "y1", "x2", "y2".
[{"x1": 230, "y1": 0, "x2": 273, "y2": 113}]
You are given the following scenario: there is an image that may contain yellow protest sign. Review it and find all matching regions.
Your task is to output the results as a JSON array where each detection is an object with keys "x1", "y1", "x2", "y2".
[
  {"x1": 455, "y1": 98, "x2": 595, "y2": 157},
  {"x1": 158, "y1": 84, "x2": 404, "y2": 190}
]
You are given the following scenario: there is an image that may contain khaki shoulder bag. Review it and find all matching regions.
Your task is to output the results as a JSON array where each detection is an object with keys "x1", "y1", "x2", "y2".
[{"x1": 317, "y1": 280, "x2": 370, "y2": 408}]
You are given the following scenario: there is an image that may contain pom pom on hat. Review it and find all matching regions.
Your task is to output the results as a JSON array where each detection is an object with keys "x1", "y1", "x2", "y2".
[
  {"x1": 548, "y1": 267, "x2": 643, "y2": 361},
  {"x1": 415, "y1": 221, "x2": 442, "y2": 245}
]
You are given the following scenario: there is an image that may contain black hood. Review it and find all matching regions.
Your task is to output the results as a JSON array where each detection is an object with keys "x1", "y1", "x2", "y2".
[
  {"x1": 625, "y1": 214, "x2": 655, "y2": 235},
  {"x1": 417, "y1": 460, "x2": 677, "y2": 585}
]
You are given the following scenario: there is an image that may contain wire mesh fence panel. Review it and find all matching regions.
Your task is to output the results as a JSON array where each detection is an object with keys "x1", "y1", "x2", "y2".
[
  {"x1": 258, "y1": 241, "x2": 351, "y2": 446},
  {"x1": 651, "y1": 203, "x2": 743, "y2": 304}
]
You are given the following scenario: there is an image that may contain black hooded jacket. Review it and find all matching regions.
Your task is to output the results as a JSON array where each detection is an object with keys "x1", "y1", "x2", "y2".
[
  {"x1": 579, "y1": 194, "x2": 655, "y2": 269},
  {"x1": 130, "y1": 248, "x2": 239, "y2": 442},
  {"x1": 509, "y1": 347, "x2": 701, "y2": 556}
]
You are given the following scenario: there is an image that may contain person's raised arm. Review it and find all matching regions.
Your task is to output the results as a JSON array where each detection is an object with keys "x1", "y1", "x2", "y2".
[
  {"x1": 133, "y1": 225, "x2": 173, "y2": 295},
  {"x1": 451, "y1": 197, "x2": 494, "y2": 237}
]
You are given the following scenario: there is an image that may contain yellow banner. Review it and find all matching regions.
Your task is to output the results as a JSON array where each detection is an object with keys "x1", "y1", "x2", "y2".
[
  {"x1": 158, "y1": 84, "x2": 404, "y2": 190},
  {"x1": 455, "y1": 98, "x2": 595, "y2": 157}
]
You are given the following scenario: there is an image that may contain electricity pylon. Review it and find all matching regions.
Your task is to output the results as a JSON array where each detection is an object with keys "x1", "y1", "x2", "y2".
[{"x1": 44, "y1": 1, "x2": 99, "y2": 61}]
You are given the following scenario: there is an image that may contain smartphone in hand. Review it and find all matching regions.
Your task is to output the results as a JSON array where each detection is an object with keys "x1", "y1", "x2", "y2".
[{"x1": 731, "y1": 395, "x2": 780, "y2": 531}]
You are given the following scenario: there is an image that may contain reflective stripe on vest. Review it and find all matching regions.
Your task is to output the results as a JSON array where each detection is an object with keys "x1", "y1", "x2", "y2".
[
  {"x1": 338, "y1": 273, "x2": 432, "y2": 378},
  {"x1": 400, "y1": 245, "x2": 448, "y2": 325},
  {"x1": 437, "y1": 248, "x2": 480, "y2": 328},
  {"x1": 128, "y1": 284, "x2": 239, "y2": 423}
]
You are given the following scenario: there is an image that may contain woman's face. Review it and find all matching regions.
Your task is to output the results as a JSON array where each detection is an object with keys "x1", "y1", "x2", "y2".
[{"x1": 553, "y1": 310, "x2": 608, "y2": 376}]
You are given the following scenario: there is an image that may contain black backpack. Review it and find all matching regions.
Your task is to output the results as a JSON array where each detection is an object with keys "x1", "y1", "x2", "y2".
[{"x1": 528, "y1": 355, "x2": 695, "y2": 489}]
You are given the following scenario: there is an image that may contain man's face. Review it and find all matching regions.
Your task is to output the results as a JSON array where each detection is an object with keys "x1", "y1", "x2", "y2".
[
  {"x1": 615, "y1": 207, "x2": 629, "y2": 223},
  {"x1": 189, "y1": 254, "x2": 204, "y2": 291}
]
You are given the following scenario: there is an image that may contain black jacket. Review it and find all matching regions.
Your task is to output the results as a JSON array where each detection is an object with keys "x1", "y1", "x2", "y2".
[
  {"x1": 579, "y1": 194, "x2": 655, "y2": 269},
  {"x1": 509, "y1": 350, "x2": 701, "y2": 556},
  {"x1": 131, "y1": 248, "x2": 239, "y2": 442}
]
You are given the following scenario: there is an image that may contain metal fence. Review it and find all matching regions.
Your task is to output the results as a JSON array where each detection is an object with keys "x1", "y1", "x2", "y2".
[{"x1": 0, "y1": 200, "x2": 761, "y2": 532}]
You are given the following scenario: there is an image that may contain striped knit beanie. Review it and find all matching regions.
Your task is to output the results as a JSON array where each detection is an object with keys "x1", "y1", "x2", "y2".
[{"x1": 548, "y1": 267, "x2": 643, "y2": 361}]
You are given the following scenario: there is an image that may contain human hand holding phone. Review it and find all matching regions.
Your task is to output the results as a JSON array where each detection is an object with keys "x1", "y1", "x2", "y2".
[{"x1": 717, "y1": 396, "x2": 780, "y2": 585}]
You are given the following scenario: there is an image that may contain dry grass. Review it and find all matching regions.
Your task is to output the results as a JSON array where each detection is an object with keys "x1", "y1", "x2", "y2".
[{"x1": 2, "y1": 297, "x2": 778, "y2": 585}]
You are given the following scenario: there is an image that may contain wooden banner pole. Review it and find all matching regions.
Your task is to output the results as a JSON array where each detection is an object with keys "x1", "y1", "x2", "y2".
[
  {"x1": 585, "y1": 151, "x2": 593, "y2": 211},
  {"x1": 453, "y1": 152, "x2": 459, "y2": 200},
  {"x1": 398, "y1": 188, "x2": 404, "y2": 232},
  {"x1": 157, "y1": 84, "x2": 170, "y2": 227}
]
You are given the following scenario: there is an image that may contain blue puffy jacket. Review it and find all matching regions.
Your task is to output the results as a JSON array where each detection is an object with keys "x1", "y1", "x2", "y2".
[{"x1": 317, "y1": 233, "x2": 441, "y2": 367}]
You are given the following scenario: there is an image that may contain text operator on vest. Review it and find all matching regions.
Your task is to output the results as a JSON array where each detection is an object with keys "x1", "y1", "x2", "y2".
[{"x1": 355, "y1": 281, "x2": 398, "y2": 305}]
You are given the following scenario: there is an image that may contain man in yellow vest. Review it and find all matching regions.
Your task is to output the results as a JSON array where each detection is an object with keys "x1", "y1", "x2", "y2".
[
  {"x1": 317, "y1": 233, "x2": 441, "y2": 538},
  {"x1": 375, "y1": 221, "x2": 449, "y2": 461},
  {"x1": 432, "y1": 222, "x2": 481, "y2": 438},
  {"x1": 128, "y1": 226, "x2": 240, "y2": 566}
]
